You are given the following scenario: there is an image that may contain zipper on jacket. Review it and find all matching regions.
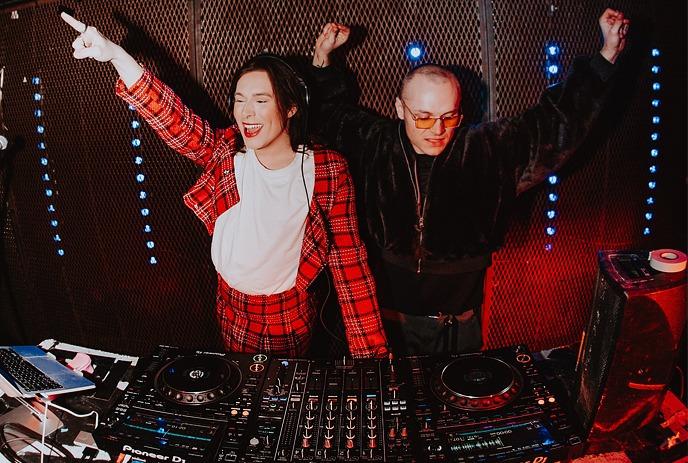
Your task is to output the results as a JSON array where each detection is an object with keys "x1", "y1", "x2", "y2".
[{"x1": 399, "y1": 124, "x2": 436, "y2": 274}]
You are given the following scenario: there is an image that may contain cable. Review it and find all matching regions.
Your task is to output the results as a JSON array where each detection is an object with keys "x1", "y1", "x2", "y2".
[
  {"x1": 42, "y1": 399, "x2": 99, "y2": 430},
  {"x1": 300, "y1": 146, "x2": 344, "y2": 346},
  {"x1": 0, "y1": 422, "x2": 74, "y2": 463}
]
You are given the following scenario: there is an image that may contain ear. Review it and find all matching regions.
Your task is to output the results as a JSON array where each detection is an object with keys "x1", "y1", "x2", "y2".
[
  {"x1": 394, "y1": 97, "x2": 405, "y2": 120},
  {"x1": 287, "y1": 105, "x2": 297, "y2": 119}
]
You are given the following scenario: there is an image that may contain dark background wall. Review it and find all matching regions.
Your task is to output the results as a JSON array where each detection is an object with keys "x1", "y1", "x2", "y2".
[{"x1": 0, "y1": 0, "x2": 684, "y2": 356}]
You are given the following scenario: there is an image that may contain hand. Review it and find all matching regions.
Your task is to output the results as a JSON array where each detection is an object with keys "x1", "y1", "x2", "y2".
[
  {"x1": 61, "y1": 12, "x2": 119, "y2": 62},
  {"x1": 60, "y1": 12, "x2": 143, "y2": 88},
  {"x1": 313, "y1": 23, "x2": 350, "y2": 68},
  {"x1": 598, "y1": 8, "x2": 629, "y2": 64}
]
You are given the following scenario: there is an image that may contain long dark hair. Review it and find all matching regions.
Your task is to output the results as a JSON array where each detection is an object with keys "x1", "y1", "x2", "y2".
[{"x1": 229, "y1": 54, "x2": 309, "y2": 151}]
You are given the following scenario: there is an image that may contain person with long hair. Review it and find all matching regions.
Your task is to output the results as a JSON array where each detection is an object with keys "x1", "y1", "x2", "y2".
[{"x1": 61, "y1": 12, "x2": 388, "y2": 358}]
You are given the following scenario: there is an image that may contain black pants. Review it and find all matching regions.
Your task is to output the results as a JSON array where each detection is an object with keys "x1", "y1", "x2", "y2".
[{"x1": 381, "y1": 309, "x2": 483, "y2": 356}]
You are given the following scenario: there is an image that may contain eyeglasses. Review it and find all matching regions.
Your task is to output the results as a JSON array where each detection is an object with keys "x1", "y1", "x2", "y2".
[{"x1": 400, "y1": 99, "x2": 463, "y2": 129}]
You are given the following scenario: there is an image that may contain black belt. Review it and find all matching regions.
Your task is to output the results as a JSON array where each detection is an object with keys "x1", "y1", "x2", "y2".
[
  {"x1": 380, "y1": 307, "x2": 475, "y2": 323},
  {"x1": 380, "y1": 249, "x2": 492, "y2": 275}
]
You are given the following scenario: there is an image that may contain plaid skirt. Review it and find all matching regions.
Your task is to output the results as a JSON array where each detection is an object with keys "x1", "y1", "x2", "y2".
[{"x1": 216, "y1": 275, "x2": 317, "y2": 356}]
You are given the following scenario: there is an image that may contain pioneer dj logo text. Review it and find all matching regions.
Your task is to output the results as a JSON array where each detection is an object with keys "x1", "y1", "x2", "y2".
[
  {"x1": 520, "y1": 457, "x2": 560, "y2": 463},
  {"x1": 122, "y1": 445, "x2": 186, "y2": 462}
]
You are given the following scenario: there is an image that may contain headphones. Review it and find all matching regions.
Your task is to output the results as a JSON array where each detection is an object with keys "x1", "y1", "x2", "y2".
[{"x1": 229, "y1": 53, "x2": 310, "y2": 107}]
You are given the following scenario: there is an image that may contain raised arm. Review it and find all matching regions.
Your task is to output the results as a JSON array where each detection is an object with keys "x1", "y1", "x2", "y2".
[
  {"x1": 310, "y1": 23, "x2": 387, "y2": 162},
  {"x1": 61, "y1": 12, "x2": 229, "y2": 166},
  {"x1": 471, "y1": 9, "x2": 629, "y2": 195},
  {"x1": 61, "y1": 12, "x2": 143, "y2": 89}
]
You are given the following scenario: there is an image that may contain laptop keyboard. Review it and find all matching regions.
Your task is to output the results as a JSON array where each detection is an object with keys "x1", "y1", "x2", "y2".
[{"x1": 0, "y1": 349, "x2": 62, "y2": 392}]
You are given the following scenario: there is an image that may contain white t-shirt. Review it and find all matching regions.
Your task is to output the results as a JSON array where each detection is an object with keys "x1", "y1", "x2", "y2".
[{"x1": 211, "y1": 147, "x2": 315, "y2": 295}]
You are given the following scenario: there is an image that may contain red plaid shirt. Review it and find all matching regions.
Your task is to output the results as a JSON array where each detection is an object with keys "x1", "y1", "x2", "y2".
[{"x1": 116, "y1": 70, "x2": 388, "y2": 358}]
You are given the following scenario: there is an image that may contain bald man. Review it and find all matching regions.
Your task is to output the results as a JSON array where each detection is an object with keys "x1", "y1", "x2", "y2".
[{"x1": 310, "y1": 10, "x2": 629, "y2": 356}]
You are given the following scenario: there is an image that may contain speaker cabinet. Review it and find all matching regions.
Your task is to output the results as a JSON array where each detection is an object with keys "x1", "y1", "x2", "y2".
[{"x1": 575, "y1": 250, "x2": 686, "y2": 452}]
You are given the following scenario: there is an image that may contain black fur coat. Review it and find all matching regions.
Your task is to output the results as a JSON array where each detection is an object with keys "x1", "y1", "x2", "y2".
[{"x1": 311, "y1": 54, "x2": 615, "y2": 274}]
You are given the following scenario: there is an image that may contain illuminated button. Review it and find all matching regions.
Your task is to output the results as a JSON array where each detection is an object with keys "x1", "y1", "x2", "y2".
[
  {"x1": 538, "y1": 399, "x2": 546, "y2": 405},
  {"x1": 185, "y1": 395, "x2": 194, "y2": 402},
  {"x1": 242, "y1": 410, "x2": 250, "y2": 417},
  {"x1": 230, "y1": 409, "x2": 239, "y2": 416},
  {"x1": 548, "y1": 397, "x2": 556, "y2": 403}
]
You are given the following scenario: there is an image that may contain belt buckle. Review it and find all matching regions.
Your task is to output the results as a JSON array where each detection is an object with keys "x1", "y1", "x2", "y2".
[{"x1": 434, "y1": 312, "x2": 456, "y2": 326}]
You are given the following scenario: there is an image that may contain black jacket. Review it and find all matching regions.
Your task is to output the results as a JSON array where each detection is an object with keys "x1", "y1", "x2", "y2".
[{"x1": 311, "y1": 54, "x2": 615, "y2": 313}]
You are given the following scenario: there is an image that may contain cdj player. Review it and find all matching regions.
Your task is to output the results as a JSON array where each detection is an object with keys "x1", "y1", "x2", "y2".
[{"x1": 94, "y1": 345, "x2": 582, "y2": 462}]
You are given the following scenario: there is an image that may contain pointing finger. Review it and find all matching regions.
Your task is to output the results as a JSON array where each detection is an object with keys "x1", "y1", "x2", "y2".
[{"x1": 60, "y1": 11, "x2": 87, "y2": 34}]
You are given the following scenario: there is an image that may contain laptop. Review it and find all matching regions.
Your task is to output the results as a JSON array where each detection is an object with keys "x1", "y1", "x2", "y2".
[{"x1": 0, "y1": 345, "x2": 95, "y2": 398}]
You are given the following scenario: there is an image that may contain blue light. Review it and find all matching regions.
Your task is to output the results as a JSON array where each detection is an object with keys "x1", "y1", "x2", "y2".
[
  {"x1": 136, "y1": 174, "x2": 145, "y2": 183},
  {"x1": 134, "y1": 156, "x2": 143, "y2": 165},
  {"x1": 50, "y1": 220, "x2": 58, "y2": 227},
  {"x1": 547, "y1": 64, "x2": 559, "y2": 74},
  {"x1": 546, "y1": 210, "x2": 556, "y2": 219},
  {"x1": 38, "y1": 142, "x2": 46, "y2": 150},
  {"x1": 650, "y1": 133, "x2": 659, "y2": 141},
  {"x1": 546, "y1": 43, "x2": 560, "y2": 56},
  {"x1": 40, "y1": 157, "x2": 48, "y2": 165},
  {"x1": 547, "y1": 175, "x2": 558, "y2": 185},
  {"x1": 652, "y1": 82, "x2": 660, "y2": 91},
  {"x1": 546, "y1": 226, "x2": 556, "y2": 236},
  {"x1": 652, "y1": 116, "x2": 660, "y2": 124},
  {"x1": 646, "y1": 197, "x2": 654, "y2": 205},
  {"x1": 651, "y1": 65, "x2": 660, "y2": 74},
  {"x1": 144, "y1": 224, "x2": 152, "y2": 233},
  {"x1": 128, "y1": 104, "x2": 136, "y2": 111},
  {"x1": 139, "y1": 191, "x2": 147, "y2": 199},
  {"x1": 131, "y1": 138, "x2": 141, "y2": 147},
  {"x1": 34, "y1": 109, "x2": 42, "y2": 117},
  {"x1": 651, "y1": 99, "x2": 660, "y2": 107},
  {"x1": 150, "y1": 256, "x2": 158, "y2": 264},
  {"x1": 131, "y1": 120, "x2": 140, "y2": 129},
  {"x1": 649, "y1": 165, "x2": 657, "y2": 173},
  {"x1": 57, "y1": 249, "x2": 65, "y2": 256},
  {"x1": 643, "y1": 227, "x2": 651, "y2": 235},
  {"x1": 651, "y1": 48, "x2": 660, "y2": 57},
  {"x1": 544, "y1": 243, "x2": 553, "y2": 251},
  {"x1": 548, "y1": 193, "x2": 558, "y2": 202},
  {"x1": 42, "y1": 173, "x2": 50, "y2": 181},
  {"x1": 33, "y1": 93, "x2": 42, "y2": 101},
  {"x1": 53, "y1": 234, "x2": 61, "y2": 242},
  {"x1": 47, "y1": 204, "x2": 56, "y2": 212},
  {"x1": 645, "y1": 212, "x2": 653, "y2": 220},
  {"x1": 146, "y1": 241, "x2": 155, "y2": 249},
  {"x1": 650, "y1": 149, "x2": 659, "y2": 157},
  {"x1": 45, "y1": 189, "x2": 53, "y2": 197},
  {"x1": 32, "y1": 77, "x2": 40, "y2": 85},
  {"x1": 36, "y1": 125, "x2": 45, "y2": 134},
  {"x1": 141, "y1": 208, "x2": 150, "y2": 216},
  {"x1": 648, "y1": 181, "x2": 656, "y2": 189},
  {"x1": 406, "y1": 42, "x2": 424, "y2": 61}
]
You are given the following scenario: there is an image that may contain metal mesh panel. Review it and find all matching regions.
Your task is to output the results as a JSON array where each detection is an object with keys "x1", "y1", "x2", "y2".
[
  {"x1": 1, "y1": 1, "x2": 218, "y2": 354},
  {"x1": 0, "y1": 0, "x2": 684, "y2": 356}
]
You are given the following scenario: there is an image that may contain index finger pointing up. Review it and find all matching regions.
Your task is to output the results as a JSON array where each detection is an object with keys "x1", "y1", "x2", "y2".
[{"x1": 60, "y1": 12, "x2": 87, "y2": 33}]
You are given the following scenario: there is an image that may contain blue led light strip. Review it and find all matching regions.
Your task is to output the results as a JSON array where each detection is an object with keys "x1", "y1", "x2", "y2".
[
  {"x1": 643, "y1": 49, "x2": 661, "y2": 237},
  {"x1": 32, "y1": 76, "x2": 65, "y2": 257},
  {"x1": 543, "y1": 42, "x2": 562, "y2": 251},
  {"x1": 129, "y1": 104, "x2": 157, "y2": 264}
]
